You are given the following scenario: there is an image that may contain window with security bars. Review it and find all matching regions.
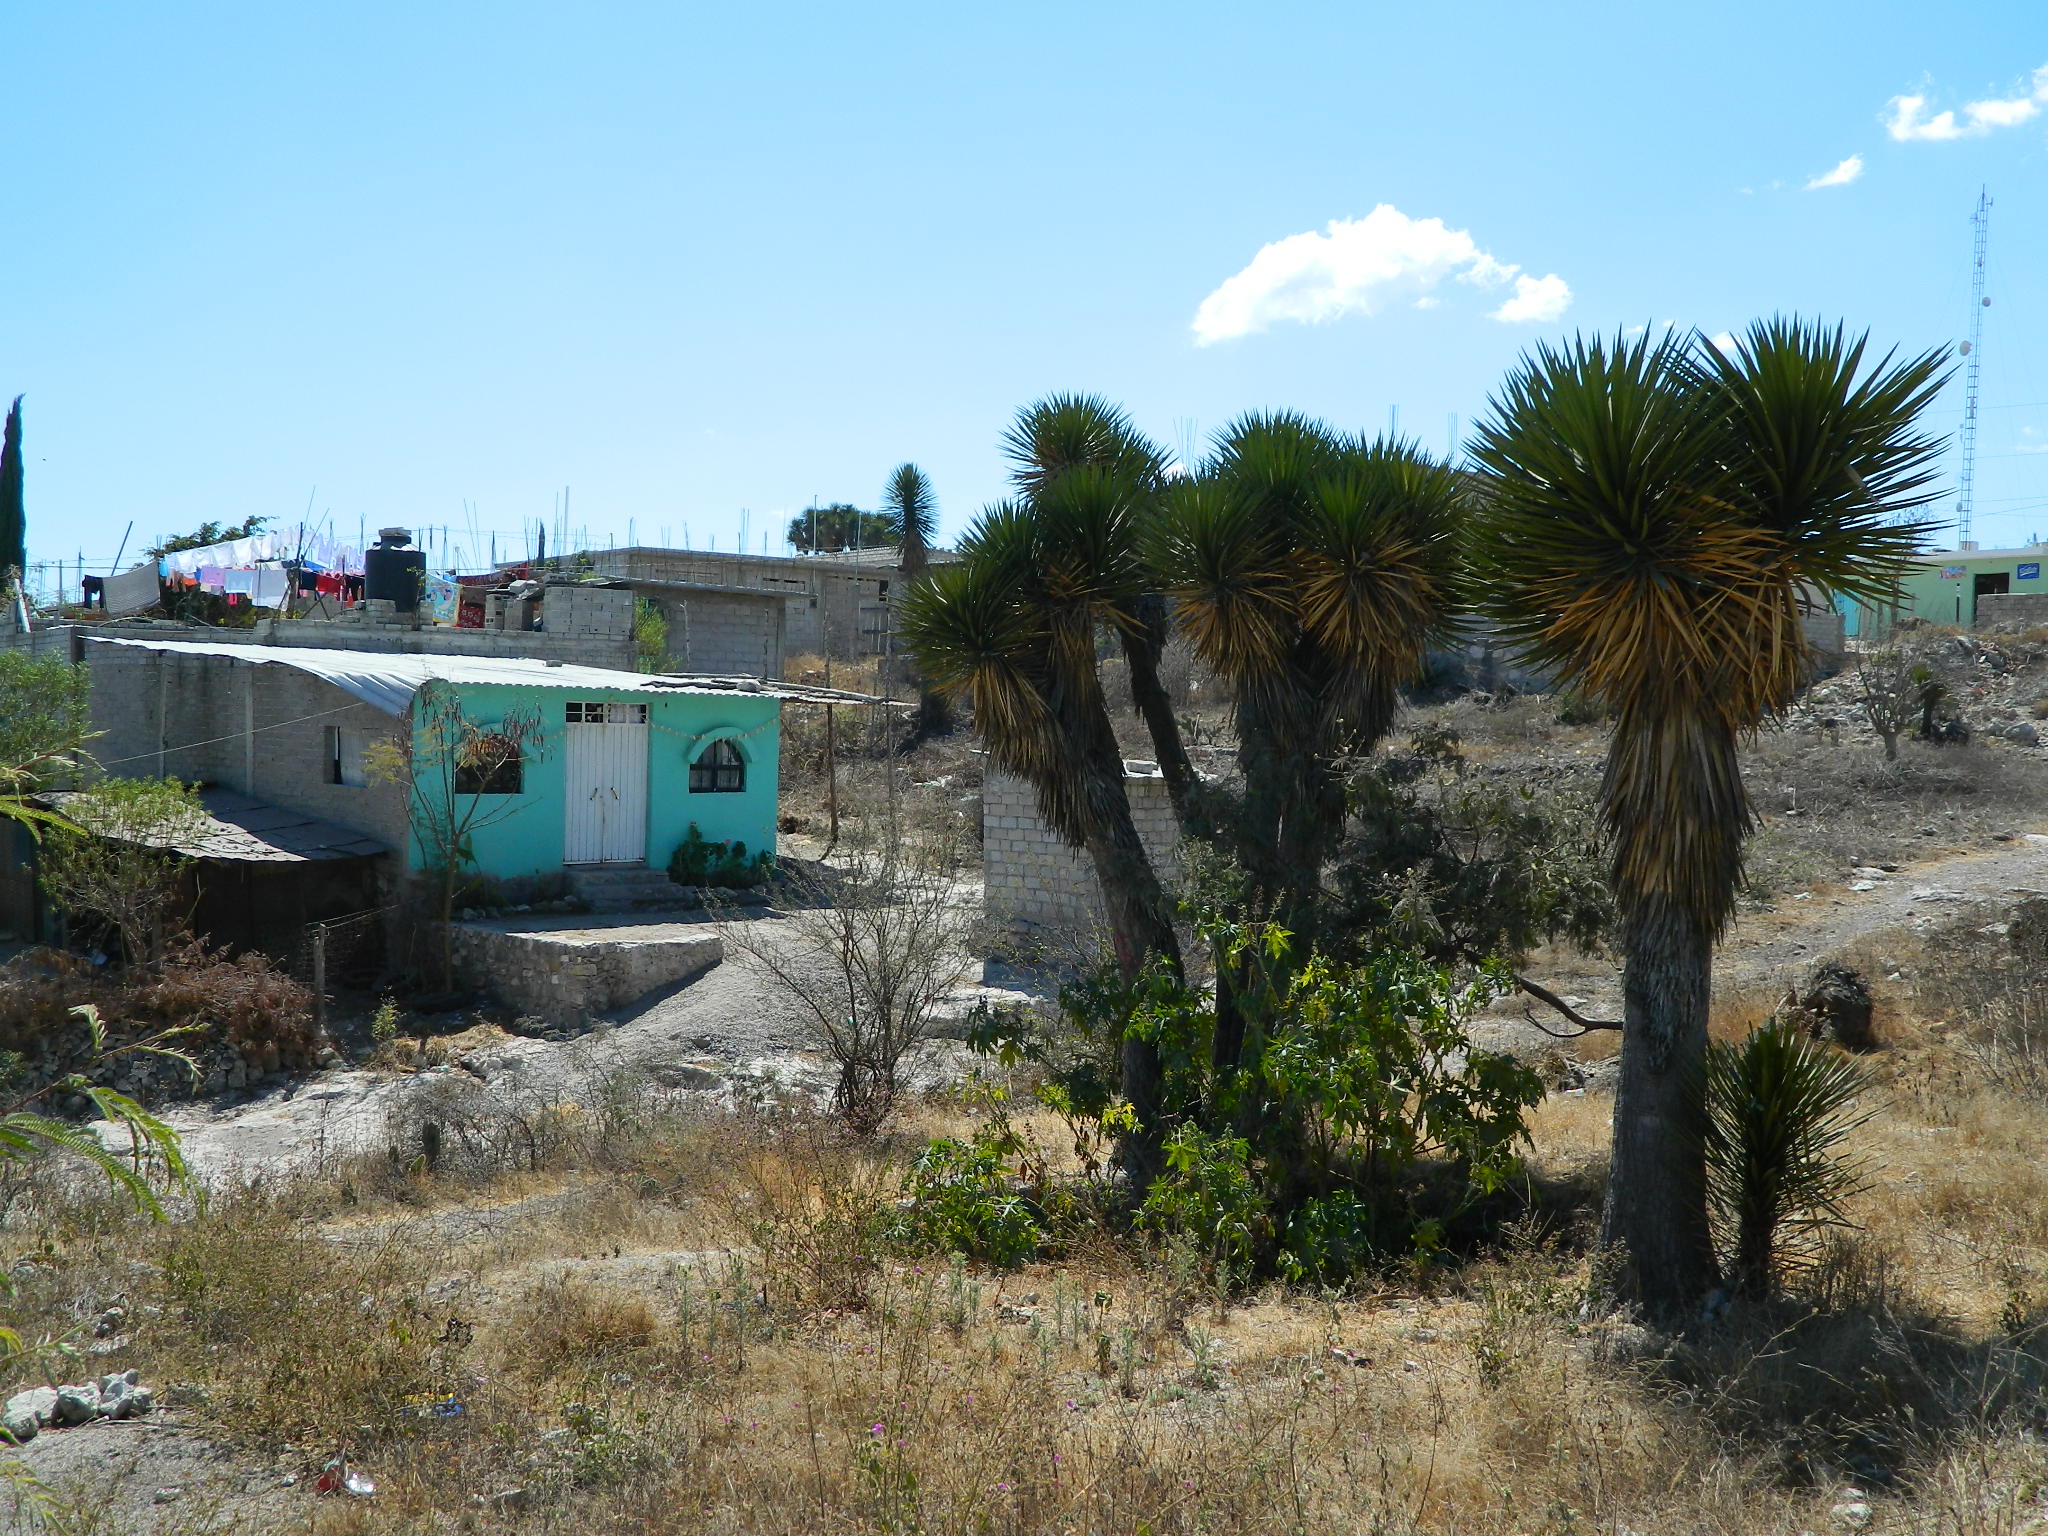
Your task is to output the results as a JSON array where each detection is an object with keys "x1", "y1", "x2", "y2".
[
  {"x1": 689, "y1": 738, "x2": 745, "y2": 793},
  {"x1": 566, "y1": 701, "x2": 649, "y2": 724}
]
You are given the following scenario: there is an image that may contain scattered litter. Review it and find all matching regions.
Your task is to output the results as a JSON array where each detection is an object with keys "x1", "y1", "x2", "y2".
[{"x1": 316, "y1": 1459, "x2": 375, "y2": 1497}]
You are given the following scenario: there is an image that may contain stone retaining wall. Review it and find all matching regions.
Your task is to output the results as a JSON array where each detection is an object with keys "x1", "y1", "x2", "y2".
[{"x1": 448, "y1": 920, "x2": 722, "y2": 1023}]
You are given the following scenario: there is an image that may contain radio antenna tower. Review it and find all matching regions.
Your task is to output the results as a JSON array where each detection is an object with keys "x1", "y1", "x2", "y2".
[{"x1": 1957, "y1": 187, "x2": 1991, "y2": 548}]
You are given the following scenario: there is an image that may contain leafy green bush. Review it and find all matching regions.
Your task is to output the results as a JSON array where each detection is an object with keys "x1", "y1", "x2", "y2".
[
  {"x1": 977, "y1": 925, "x2": 1546, "y2": 1287},
  {"x1": 667, "y1": 825, "x2": 774, "y2": 889},
  {"x1": 887, "y1": 1125, "x2": 1046, "y2": 1267}
]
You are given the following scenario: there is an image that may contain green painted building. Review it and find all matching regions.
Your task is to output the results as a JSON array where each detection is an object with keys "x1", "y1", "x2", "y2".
[
  {"x1": 1847, "y1": 545, "x2": 2048, "y2": 635},
  {"x1": 80, "y1": 638, "x2": 877, "y2": 889}
]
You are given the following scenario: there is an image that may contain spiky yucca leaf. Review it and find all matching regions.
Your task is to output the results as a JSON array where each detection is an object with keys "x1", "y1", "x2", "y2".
[
  {"x1": 1001, "y1": 394, "x2": 1163, "y2": 498},
  {"x1": 1701, "y1": 317, "x2": 1946, "y2": 605},
  {"x1": 1702, "y1": 1020, "x2": 1870, "y2": 1296}
]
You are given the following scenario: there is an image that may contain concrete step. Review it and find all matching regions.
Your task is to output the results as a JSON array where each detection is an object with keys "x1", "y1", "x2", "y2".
[{"x1": 565, "y1": 863, "x2": 691, "y2": 913}]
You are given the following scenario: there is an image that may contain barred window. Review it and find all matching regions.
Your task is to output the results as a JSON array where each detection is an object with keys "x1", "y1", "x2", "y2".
[
  {"x1": 566, "y1": 701, "x2": 648, "y2": 724},
  {"x1": 689, "y1": 738, "x2": 745, "y2": 793},
  {"x1": 455, "y1": 734, "x2": 523, "y2": 795}
]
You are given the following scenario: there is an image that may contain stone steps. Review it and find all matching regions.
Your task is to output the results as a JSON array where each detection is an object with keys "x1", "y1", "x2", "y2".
[{"x1": 564, "y1": 862, "x2": 691, "y2": 913}]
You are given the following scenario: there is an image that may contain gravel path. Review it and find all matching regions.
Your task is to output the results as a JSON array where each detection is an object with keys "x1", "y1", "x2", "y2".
[{"x1": 1480, "y1": 831, "x2": 2048, "y2": 1049}]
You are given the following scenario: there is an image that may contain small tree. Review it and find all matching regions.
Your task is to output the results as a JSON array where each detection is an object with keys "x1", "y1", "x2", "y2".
[
  {"x1": 0, "y1": 652, "x2": 94, "y2": 838},
  {"x1": 719, "y1": 820, "x2": 979, "y2": 1136},
  {"x1": 1702, "y1": 1019, "x2": 1871, "y2": 1297},
  {"x1": 367, "y1": 687, "x2": 549, "y2": 986},
  {"x1": 39, "y1": 778, "x2": 209, "y2": 966},
  {"x1": 632, "y1": 597, "x2": 669, "y2": 673},
  {"x1": 1856, "y1": 649, "x2": 1918, "y2": 761}
]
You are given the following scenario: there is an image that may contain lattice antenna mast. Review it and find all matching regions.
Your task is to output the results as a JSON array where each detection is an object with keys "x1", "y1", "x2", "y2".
[{"x1": 1957, "y1": 187, "x2": 1991, "y2": 548}]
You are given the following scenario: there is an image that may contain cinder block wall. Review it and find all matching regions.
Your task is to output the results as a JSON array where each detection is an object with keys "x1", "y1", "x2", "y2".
[
  {"x1": 657, "y1": 590, "x2": 787, "y2": 678},
  {"x1": 982, "y1": 768, "x2": 1181, "y2": 937},
  {"x1": 591, "y1": 548, "x2": 894, "y2": 660},
  {"x1": 82, "y1": 644, "x2": 412, "y2": 857},
  {"x1": 1975, "y1": 592, "x2": 2048, "y2": 633}
]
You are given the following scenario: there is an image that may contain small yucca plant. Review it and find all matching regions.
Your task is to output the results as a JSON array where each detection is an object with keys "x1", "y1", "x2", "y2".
[{"x1": 1702, "y1": 1020, "x2": 1871, "y2": 1298}]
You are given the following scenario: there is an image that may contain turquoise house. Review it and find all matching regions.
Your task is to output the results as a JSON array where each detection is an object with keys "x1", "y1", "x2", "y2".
[
  {"x1": 80, "y1": 639, "x2": 877, "y2": 889},
  {"x1": 426, "y1": 679, "x2": 782, "y2": 879}
]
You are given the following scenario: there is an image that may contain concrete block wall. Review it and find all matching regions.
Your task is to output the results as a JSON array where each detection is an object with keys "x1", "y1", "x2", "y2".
[
  {"x1": 544, "y1": 582, "x2": 634, "y2": 644},
  {"x1": 591, "y1": 547, "x2": 898, "y2": 661},
  {"x1": 82, "y1": 643, "x2": 412, "y2": 859},
  {"x1": 1975, "y1": 592, "x2": 2048, "y2": 634},
  {"x1": 654, "y1": 589, "x2": 786, "y2": 678},
  {"x1": 982, "y1": 767, "x2": 1182, "y2": 938}
]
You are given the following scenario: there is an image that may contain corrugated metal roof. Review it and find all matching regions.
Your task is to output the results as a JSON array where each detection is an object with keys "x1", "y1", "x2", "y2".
[
  {"x1": 84, "y1": 638, "x2": 890, "y2": 716},
  {"x1": 38, "y1": 788, "x2": 387, "y2": 863}
]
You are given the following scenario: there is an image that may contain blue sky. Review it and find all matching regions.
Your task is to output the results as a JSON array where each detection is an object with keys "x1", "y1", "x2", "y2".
[{"x1": 5, "y1": 2, "x2": 2046, "y2": 586}]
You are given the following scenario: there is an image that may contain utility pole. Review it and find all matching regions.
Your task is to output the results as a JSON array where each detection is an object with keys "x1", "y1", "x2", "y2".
[{"x1": 1957, "y1": 187, "x2": 1991, "y2": 550}]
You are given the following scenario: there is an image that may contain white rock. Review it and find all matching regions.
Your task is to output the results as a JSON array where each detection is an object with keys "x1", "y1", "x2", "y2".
[
  {"x1": 52, "y1": 1384, "x2": 100, "y2": 1426},
  {"x1": 0, "y1": 1409, "x2": 36, "y2": 1444},
  {"x1": 4, "y1": 1387, "x2": 57, "y2": 1427},
  {"x1": 1831, "y1": 1499, "x2": 1873, "y2": 1528}
]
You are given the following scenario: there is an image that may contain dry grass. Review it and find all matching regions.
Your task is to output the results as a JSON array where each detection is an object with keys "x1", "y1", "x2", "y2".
[{"x1": 1, "y1": 996, "x2": 2046, "y2": 1536}]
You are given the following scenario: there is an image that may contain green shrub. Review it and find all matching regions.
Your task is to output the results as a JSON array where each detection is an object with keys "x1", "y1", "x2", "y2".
[
  {"x1": 667, "y1": 825, "x2": 775, "y2": 889},
  {"x1": 980, "y1": 927, "x2": 1546, "y2": 1288},
  {"x1": 887, "y1": 1125, "x2": 1046, "y2": 1267}
]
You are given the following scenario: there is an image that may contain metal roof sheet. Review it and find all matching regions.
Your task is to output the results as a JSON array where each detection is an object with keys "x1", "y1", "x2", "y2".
[
  {"x1": 38, "y1": 788, "x2": 388, "y2": 864},
  {"x1": 85, "y1": 637, "x2": 889, "y2": 715}
]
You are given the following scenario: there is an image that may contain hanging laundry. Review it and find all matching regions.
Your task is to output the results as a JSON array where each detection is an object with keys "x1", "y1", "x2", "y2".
[
  {"x1": 223, "y1": 569, "x2": 256, "y2": 596},
  {"x1": 251, "y1": 568, "x2": 290, "y2": 607},
  {"x1": 197, "y1": 565, "x2": 228, "y2": 593}
]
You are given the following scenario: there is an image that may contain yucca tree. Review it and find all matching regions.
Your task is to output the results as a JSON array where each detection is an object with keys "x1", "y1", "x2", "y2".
[
  {"x1": 900, "y1": 464, "x2": 1183, "y2": 1179},
  {"x1": 883, "y1": 462, "x2": 937, "y2": 578},
  {"x1": 1702, "y1": 1019, "x2": 1871, "y2": 1298},
  {"x1": 1003, "y1": 395, "x2": 1198, "y2": 817},
  {"x1": 1150, "y1": 415, "x2": 1467, "y2": 922},
  {"x1": 882, "y1": 462, "x2": 948, "y2": 734},
  {"x1": 1469, "y1": 320, "x2": 1944, "y2": 1316}
]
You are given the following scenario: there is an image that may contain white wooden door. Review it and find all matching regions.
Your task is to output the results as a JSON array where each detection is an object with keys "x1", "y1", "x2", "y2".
[{"x1": 562, "y1": 702, "x2": 650, "y2": 863}]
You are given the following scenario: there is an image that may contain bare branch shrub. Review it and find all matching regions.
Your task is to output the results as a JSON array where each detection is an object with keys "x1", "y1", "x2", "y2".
[
  {"x1": 1856, "y1": 649, "x2": 1919, "y2": 761},
  {"x1": 718, "y1": 818, "x2": 981, "y2": 1135}
]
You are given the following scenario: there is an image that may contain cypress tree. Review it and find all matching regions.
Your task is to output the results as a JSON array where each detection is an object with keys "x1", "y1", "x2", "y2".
[{"x1": 0, "y1": 396, "x2": 24, "y2": 582}]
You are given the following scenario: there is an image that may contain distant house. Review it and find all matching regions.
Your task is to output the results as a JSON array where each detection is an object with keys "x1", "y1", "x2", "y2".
[
  {"x1": 71, "y1": 638, "x2": 870, "y2": 907},
  {"x1": 590, "y1": 544, "x2": 960, "y2": 660},
  {"x1": 1845, "y1": 545, "x2": 2048, "y2": 636}
]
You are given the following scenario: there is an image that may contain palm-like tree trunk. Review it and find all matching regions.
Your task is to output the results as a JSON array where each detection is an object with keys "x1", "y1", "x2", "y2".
[
  {"x1": 1604, "y1": 898, "x2": 1717, "y2": 1318},
  {"x1": 1119, "y1": 593, "x2": 1198, "y2": 823}
]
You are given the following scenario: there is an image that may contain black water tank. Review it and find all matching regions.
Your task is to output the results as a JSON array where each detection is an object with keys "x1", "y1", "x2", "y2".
[{"x1": 364, "y1": 527, "x2": 426, "y2": 612}]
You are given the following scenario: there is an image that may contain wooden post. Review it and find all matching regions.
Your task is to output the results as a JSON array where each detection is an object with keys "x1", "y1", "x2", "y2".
[
  {"x1": 823, "y1": 703, "x2": 839, "y2": 855},
  {"x1": 311, "y1": 925, "x2": 327, "y2": 1035}
]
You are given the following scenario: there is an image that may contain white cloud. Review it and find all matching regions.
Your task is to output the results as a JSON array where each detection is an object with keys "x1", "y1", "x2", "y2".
[
  {"x1": 1886, "y1": 62, "x2": 2048, "y2": 141},
  {"x1": 2020, "y1": 428, "x2": 2048, "y2": 456},
  {"x1": 1805, "y1": 154, "x2": 1864, "y2": 189},
  {"x1": 1491, "y1": 273, "x2": 1572, "y2": 324},
  {"x1": 1709, "y1": 331, "x2": 1740, "y2": 356},
  {"x1": 1190, "y1": 204, "x2": 1570, "y2": 344}
]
